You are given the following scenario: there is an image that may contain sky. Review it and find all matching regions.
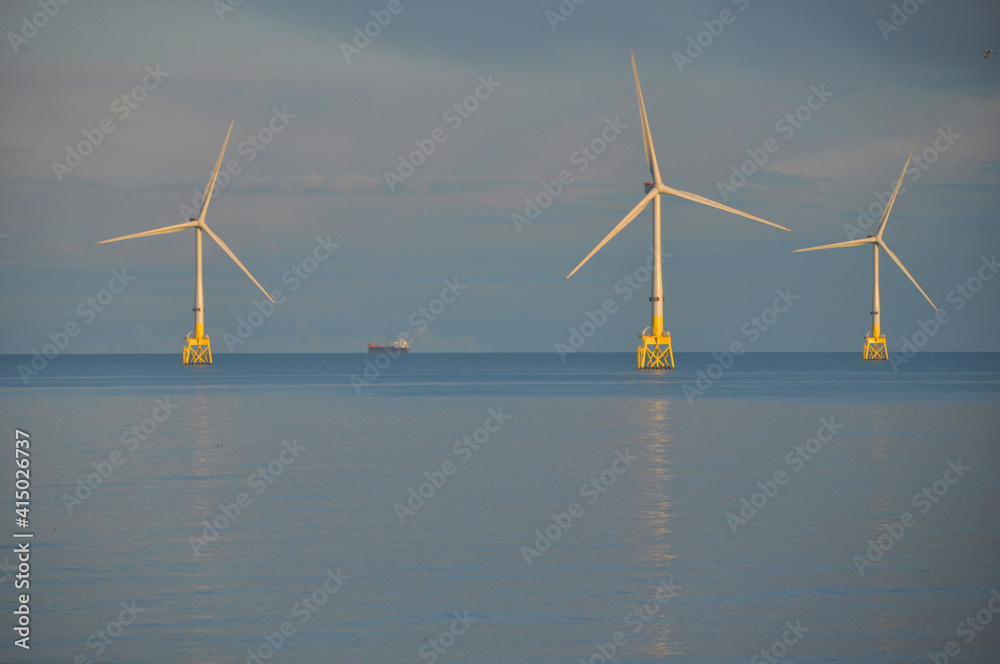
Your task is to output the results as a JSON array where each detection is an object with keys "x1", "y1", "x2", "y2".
[{"x1": 1, "y1": 0, "x2": 998, "y2": 354}]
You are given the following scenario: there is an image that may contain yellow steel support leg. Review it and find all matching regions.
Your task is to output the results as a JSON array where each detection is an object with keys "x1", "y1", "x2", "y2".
[{"x1": 637, "y1": 332, "x2": 674, "y2": 370}]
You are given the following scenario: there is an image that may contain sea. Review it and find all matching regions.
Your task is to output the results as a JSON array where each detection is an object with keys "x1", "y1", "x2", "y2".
[{"x1": 0, "y1": 352, "x2": 998, "y2": 664}]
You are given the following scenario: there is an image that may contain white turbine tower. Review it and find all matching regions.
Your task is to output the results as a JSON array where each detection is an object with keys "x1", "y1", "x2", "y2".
[
  {"x1": 794, "y1": 154, "x2": 936, "y2": 360},
  {"x1": 567, "y1": 52, "x2": 789, "y2": 370},
  {"x1": 100, "y1": 121, "x2": 274, "y2": 364}
]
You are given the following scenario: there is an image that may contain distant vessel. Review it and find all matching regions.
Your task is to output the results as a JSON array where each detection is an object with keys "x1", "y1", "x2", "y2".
[{"x1": 368, "y1": 338, "x2": 410, "y2": 353}]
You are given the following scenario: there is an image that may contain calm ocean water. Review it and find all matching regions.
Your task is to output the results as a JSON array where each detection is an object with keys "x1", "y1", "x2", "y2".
[{"x1": 1, "y1": 352, "x2": 998, "y2": 663}]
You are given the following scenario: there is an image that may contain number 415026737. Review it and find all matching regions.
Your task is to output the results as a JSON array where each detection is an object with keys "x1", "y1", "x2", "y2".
[{"x1": 15, "y1": 430, "x2": 30, "y2": 525}]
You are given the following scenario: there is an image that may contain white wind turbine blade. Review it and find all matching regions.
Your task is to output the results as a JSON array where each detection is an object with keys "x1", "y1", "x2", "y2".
[
  {"x1": 98, "y1": 220, "x2": 198, "y2": 244},
  {"x1": 201, "y1": 222, "x2": 275, "y2": 303},
  {"x1": 875, "y1": 154, "x2": 912, "y2": 239},
  {"x1": 877, "y1": 239, "x2": 937, "y2": 309},
  {"x1": 631, "y1": 52, "x2": 662, "y2": 185},
  {"x1": 794, "y1": 237, "x2": 875, "y2": 253},
  {"x1": 657, "y1": 184, "x2": 790, "y2": 231},
  {"x1": 567, "y1": 188, "x2": 658, "y2": 278},
  {"x1": 196, "y1": 120, "x2": 235, "y2": 223}
]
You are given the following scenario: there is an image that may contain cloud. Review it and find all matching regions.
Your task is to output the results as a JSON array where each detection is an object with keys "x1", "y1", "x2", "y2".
[{"x1": 236, "y1": 173, "x2": 383, "y2": 195}]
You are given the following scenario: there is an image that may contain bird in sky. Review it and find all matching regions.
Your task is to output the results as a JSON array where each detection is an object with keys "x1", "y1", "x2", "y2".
[{"x1": 986, "y1": 49, "x2": 996, "y2": 59}]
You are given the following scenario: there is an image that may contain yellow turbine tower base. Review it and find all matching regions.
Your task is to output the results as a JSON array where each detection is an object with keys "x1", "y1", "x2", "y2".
[
  {"x1": 183, "y1": 335, "x2": 212, "y2": 365},
  {"x1": 863, "y1": 333, "x2": 887, "y2": 361},
  {"x1": 637, "y1": 332, "x2": 674, "y2": 370}
]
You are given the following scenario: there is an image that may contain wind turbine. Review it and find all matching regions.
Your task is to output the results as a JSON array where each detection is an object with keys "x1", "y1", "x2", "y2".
[
  {"x1": 566, "y1": 52, "x2": 789, "y2": 370},
  {"x1": 794, "y1": 154, "x2": 936, "y2": 360},
  {"x1": 100, "y1": 121, "x2": 274, "y2": 364}
]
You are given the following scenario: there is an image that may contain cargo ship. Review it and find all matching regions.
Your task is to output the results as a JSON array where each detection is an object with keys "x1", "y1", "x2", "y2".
[{"x1": 368, "y1": 338, "x2": 410, "y2": 353}]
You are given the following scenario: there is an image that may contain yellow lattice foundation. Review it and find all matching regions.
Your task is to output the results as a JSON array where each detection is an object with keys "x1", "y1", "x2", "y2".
[
  {"x1": 183, "y1": 335, "x2": 212, "y2": 364},
  {"x1": 637, "y1": 333, "x2": 674, "y2": 370},
  {"x1": 863, "y1": 334, "x2": 886, "y2": 361}
]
